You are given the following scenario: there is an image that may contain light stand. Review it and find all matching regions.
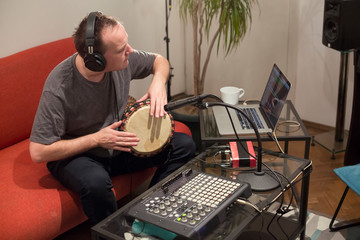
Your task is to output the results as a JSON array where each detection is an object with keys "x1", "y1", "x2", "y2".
[{"x1": 203, "y1": 102, "x2": 280, "y2": 191}]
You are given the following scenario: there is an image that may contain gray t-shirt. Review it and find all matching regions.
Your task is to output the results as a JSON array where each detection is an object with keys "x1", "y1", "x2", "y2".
[{"x1": 30, "y1": 50, "x2": 155, "y2": 158}]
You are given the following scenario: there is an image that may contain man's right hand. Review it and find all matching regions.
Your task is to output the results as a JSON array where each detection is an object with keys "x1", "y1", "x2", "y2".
[{"x1": 93, "y1": 121, "x2": 140, "y2": 152}]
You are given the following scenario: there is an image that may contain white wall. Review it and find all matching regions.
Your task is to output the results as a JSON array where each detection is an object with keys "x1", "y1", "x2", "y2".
[
  {"x1": 0, "y1": 0, "x2": 186, "y2": 99},
  {"x1": 182, "y1": 0, "x2": 291, "y2": 100},
  {"x1": 0, "y1": 0, "x2": 353, "y2": 129}
]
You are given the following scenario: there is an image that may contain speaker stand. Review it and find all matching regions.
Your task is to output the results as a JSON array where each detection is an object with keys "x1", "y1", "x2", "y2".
[
  {"x1": 312, "y1": 51, "x2": 350, "y2": 159},
  {"x1": 344, "y1": 49, "x2": 360, "y2": 166}
]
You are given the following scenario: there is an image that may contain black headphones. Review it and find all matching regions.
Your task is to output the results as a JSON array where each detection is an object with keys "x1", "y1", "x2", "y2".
[{"x1": 84, "y1": 12, "x2": 107, "y2": 72}]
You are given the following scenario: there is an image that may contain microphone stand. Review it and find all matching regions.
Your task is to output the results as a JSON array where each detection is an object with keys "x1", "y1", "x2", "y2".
[
  {"x1": 165, "y1": 94, "x2": 280, "y2": 191},
  {"x1": 164, "y1": 0, "x2": 173, "y2": 102},
  {"x1": 202, "y1": 102, "x2": 280, "y2": 191}
]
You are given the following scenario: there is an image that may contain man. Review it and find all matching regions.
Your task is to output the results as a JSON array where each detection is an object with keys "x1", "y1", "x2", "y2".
[{"x1": 29, "y1": 12, "x2": 195, "y2": 225}]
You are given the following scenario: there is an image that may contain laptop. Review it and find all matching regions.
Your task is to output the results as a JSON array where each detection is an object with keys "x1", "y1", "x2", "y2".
[{"x1": 213, "y1": 64, "x2": 291, "y2": 135}]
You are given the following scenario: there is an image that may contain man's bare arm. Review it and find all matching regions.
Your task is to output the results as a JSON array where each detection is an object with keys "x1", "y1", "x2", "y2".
[{"x1": 29, "y1": 121, "x2": 139, "y2": 163}]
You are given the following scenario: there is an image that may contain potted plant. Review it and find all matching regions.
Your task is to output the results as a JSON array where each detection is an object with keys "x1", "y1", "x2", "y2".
[
  {"x1": 172, "y1": 0, "x2": 257, "y2": 149},
  {"x1": 179, "y1": 0, "x2": 256, "y2": 96}
]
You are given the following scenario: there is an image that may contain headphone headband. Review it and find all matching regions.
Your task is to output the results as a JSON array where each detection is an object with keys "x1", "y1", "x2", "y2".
[{"x1": 85, "y1": 12, "x2": 97, "y2": 53}]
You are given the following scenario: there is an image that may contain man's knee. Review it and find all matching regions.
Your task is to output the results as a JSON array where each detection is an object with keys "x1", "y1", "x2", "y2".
[
  {"x1": 173, "y1": 132, "x2": 196, "y2": 159},
  {"x1": 80, "y1": 172, "x2": 113, "y2": 199}
]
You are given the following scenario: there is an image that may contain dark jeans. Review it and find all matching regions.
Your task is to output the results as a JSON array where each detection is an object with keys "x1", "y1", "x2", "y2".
[{"x1": 47, "y1": 132, "x2": 196, "y2": 225}]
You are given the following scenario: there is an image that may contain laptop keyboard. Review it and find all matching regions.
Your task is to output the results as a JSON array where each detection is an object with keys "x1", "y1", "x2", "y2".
[{"x1": 236, "y1": 108, "x2": 265, "y2": 130}]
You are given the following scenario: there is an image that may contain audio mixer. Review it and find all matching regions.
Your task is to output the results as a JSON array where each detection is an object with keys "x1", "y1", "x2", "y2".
[{"x1": 127, "y1": 168, "x2": 251, "y2": 239}]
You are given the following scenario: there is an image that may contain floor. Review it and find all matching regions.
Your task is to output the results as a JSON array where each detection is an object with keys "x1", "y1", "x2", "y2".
[{"x1": 55, "y1": 122, "x2": 360, "y2": 239}]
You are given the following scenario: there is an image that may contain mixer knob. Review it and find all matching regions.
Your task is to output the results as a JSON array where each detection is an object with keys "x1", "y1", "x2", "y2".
[
  {"x1": 190, "y1": 219, "x2": 196, "y2": 225},
  {"x1": 161, "y1": 210, "x2": 167, "y2": 216},
  {"x1": 194, "y1": 215, "x2": 201, "y2": 221},
  {"x1": 200, "y1": 211, "x2": 206, "y2": 216},
  {"x1": 192, "y1": 208, "x2": 198, "y2": 214},
  {"x1": 167, "y1": 207, "x2": 172, "y2": 212},
  {"x1": 181, "y1": 216, "x2": 187, "y2": 222},
  {"x1": 172, "y1": 203, "x2": 178, "y2": 208},
  {"x1": 187, "y1": 212, "x2": 193, "y2": 218},
  {"x1": 197, "y1": 204, "x2": 203, "y2": 210},
  {"x1": 205, "y1": 206, "x2": 211, "y2": 212},
  {"x1": 164, "y1": 200, "x2": 170, "y2": 205},
  {"x1": 170, "y1": 196, "x2": 176, "y2": 201},
  {"x1": 154, "y1": 208, "x2": 160, "y2": 214},
  {"x1": 159, "y1": 204, "x2": 165, "y2": 210}
]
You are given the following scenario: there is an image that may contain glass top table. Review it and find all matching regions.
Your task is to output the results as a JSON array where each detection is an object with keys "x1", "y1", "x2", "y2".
[
  {"x1": 199, "y1": 100, "x2": 311, "y2": 159},
  {"x1": 92, "y1": 146, "x2": 312, "y2": 240}
]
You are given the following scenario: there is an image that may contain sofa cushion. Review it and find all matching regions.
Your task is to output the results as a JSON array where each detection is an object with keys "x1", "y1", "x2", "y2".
[{"x1": 0, "y1": 139, "x2": 156, "y2": 239}]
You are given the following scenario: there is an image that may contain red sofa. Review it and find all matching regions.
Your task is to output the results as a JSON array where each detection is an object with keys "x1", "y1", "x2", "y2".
[{"x1": 0, "y1": 37, "x2": 191, "y2": 240}]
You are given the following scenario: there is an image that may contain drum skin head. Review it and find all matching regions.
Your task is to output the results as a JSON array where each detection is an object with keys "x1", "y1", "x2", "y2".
[{"x1": 124, "y1": 104, "x2": 173, "y2": 156}]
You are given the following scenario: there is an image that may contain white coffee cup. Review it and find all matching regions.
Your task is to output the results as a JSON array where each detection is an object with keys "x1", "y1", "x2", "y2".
[{"x1": 220, "y1": 86, "x2": 245, "y2": 105}]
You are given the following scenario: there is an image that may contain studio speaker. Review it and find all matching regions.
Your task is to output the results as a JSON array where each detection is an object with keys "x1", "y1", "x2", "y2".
[{"x1": 322, "y1": 0, "x2": 360, "y2": 51}]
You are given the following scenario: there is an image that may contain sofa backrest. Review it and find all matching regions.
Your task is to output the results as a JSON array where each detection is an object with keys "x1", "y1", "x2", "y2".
[{"x1": 0, "y1": 38, "x2": 76, "y2": 150}]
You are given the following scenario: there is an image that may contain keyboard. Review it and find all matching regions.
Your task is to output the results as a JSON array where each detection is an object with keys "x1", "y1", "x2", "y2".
[
  {"x1": 127, "y1": 169, "x2": 251, "y2": 239},
  {"x1": 237, "y1": 108, "x2": 265, "y2": 130}
]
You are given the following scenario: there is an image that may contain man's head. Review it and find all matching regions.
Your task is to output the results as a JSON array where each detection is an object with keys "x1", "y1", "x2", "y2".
[{"x1": 73, "y1": 12, "x2": 133, "y2": 72}]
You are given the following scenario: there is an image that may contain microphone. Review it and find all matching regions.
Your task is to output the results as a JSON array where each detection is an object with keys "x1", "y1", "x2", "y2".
[{"x1": 164, "y1": 94, "x2": 209, "y2": 111}]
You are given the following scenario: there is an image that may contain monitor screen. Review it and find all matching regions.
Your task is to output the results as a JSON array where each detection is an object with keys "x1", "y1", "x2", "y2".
[{"x1": 260, "y1": 64, "x2": 291, "y2": 128}]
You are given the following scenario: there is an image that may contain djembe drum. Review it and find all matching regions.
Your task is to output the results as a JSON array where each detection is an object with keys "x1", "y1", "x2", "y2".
[{"x1": 121, "y1": 99, "x2": 174, "y2": 157}]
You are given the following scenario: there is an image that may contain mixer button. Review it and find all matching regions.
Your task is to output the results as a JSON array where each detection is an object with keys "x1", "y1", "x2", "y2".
[{"x1": 190, "y1": 219, "x2": 196, "y2": 225}]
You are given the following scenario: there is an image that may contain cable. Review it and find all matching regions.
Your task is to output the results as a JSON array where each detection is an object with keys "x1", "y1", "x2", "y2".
[
  {"x1": 276, "y1": 120, "x2": 301, "y2": 133},
  {"x1": 271, "y1": 131, "x2": 285, "y2": 154},
  {"x1": 236, "y1": 198, "x2": 262, "y2": 213}
]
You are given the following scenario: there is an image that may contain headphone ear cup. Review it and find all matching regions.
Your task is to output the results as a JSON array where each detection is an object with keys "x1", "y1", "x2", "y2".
[{"x1": 84, "y1": 52, "x2": 106, "y2": 72}]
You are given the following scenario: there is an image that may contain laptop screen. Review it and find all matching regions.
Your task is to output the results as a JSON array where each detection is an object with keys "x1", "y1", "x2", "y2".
[{"x1": 260, "y1": 64, "x2": 291, "y2": 129}]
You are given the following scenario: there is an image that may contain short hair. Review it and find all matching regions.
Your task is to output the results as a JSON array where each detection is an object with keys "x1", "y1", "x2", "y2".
[{"x1": 73, "y1": 12, "x2": 119, "y2": 58}]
